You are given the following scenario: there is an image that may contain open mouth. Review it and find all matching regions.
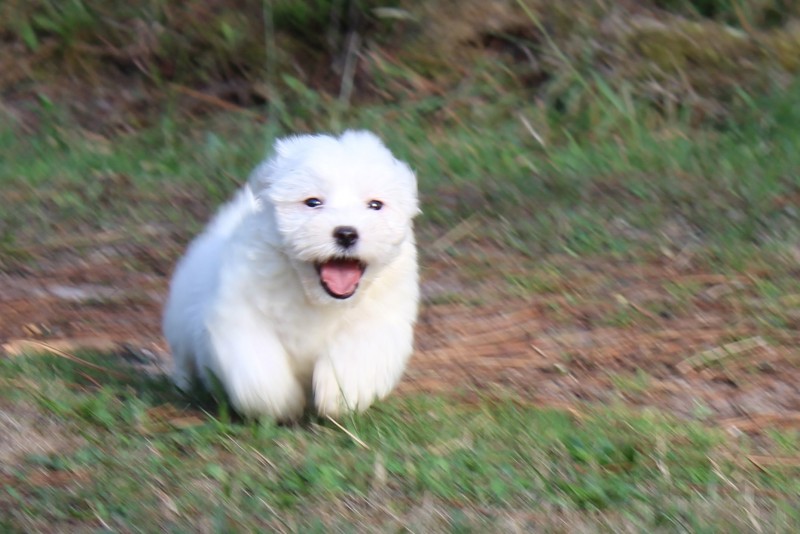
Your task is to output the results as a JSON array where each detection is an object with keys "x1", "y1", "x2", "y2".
[{"x1": 315, "y1": 258, "x2": 366, "y2": 299}]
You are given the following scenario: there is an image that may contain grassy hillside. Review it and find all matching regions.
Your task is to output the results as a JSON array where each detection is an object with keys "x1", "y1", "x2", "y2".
[
  {"x1": 3, "y1": 0, "x2": 800, "y2": 258},
  {"x1": 2, "y1": 1, "x2": 800, "y2": 531}
]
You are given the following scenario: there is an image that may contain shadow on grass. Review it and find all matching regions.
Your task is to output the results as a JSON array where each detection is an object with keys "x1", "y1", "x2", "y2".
[
  {"x1": 0, "y1": 349, "x2": 338, "y2": 429},
  {"x1": 0, "y1": 349, "x2": 224, "y2": 425}
]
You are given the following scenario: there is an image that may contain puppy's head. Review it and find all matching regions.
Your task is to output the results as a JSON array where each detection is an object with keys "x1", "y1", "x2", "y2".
[{"x1": 250, "y1": 130, "x2": 418, "y2": 303}]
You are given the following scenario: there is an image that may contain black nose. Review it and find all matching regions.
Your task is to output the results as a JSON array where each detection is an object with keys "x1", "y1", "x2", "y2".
[{"x1": 333, "y1": 226, "x2": 358, "y2": 248}]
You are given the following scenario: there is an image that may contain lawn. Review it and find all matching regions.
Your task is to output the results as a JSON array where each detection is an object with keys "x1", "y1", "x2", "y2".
[
  {"x1": 2, "y1": 0, "x2": 800, "y2": 531},
  {"x1": 3, "y1": 350, "x2": 800, "y2": 531}
]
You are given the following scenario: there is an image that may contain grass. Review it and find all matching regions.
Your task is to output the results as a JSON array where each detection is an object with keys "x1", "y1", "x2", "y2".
[
  {"x1": 3, "y1": 76, "x2": 800, "y2": 266},
  {"x1": 2, "y1": 352, "x2": 799, "y2": 531},
  {"x1": 3, "y1": 60, "x2": 800, "y2": 534},
  {"x1": 3, "y1": 2, "x2": 800, "y2": 531}
]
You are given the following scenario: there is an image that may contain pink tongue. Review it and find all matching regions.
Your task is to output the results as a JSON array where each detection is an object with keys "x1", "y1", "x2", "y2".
[{"x1": 320, "y1": 260, "x2": 363, "y2": 297}]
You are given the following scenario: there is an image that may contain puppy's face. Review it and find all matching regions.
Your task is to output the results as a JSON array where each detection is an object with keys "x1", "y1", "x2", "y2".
[{"x1": 253, "y1": 131, "x2": 418, "y2": 303}]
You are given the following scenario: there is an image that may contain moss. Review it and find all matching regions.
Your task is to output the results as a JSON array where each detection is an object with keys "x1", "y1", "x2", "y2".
[
  {"x1": 618, "y1": 16, "x2": 798, "y2": 114},
  {"x1": 764, "y1": 25, "x2": 800, "y2": 72},
  {"x1": 627, "y1": 19, "x2": 758, "y2": 73}
]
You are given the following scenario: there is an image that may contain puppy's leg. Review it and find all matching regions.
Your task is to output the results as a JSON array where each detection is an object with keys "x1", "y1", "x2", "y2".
[
  {"x1": 164, "y1": 309, "x2": 202, "y2": 392},
  {"x1": 207, "y1": 313, "x2": 306, "y2": 421},
  {"x1": 170, "y1": 344, "x2": 196, "y2": 392},
  {"x1": 313, "y1": 321, "x2": 413, "y2": 417}
]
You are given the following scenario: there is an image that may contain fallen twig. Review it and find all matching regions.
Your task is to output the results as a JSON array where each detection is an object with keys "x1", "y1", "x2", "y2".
[
  {"x1": 431, "y1": 214, "x2": 482, "y2": 252},
  {"x1": 2, "y1": 339, "x2": 128, "y2": 378},
  {"x1": 517, "y1": 113, "x2": 546, "y2": 147},
  {"x1": 676, "y1": 336, "x2": 767, "y2": 374},
  {"x1": 170, "y1": 83, "x2": 261, "y2": 117},
  {"x1": 747, "y1": 455, "x2": 800, "y2": 471},
  {"x1": 721, "y1": 413, "x2": 800, "y2": 433},
  {"x1": 326, "y1": 415, "x2": 370, "y2": 450}
]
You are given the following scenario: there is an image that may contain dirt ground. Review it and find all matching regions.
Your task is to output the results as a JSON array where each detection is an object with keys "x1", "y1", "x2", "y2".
[{"x1": 2, "y1": 235, "x2": 800, "y2": 435}]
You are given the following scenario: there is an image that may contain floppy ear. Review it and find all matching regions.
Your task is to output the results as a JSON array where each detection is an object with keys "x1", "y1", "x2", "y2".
[
  {"x1": 396, "y1": 160, "x2": 421, "y2": 217},
  {"x1": 248, "y1": 135, "x2": 314, "y2": 190},
  {"x1": 247, "y1": 158, "x2": 275, "y2": 191},
  {"x1": 274, "y1": 135, "x2": 311, "y2": 159}
]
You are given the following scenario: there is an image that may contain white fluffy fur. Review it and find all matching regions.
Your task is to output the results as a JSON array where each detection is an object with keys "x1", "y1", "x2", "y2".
[{"x1": 163, "y1": 131, "x2": 419, "y2": 421}]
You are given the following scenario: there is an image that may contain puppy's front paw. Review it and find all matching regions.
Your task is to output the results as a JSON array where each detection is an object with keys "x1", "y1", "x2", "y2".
[
  {"x1": 172, "y1": 367, "x2": 193, "y2": 392},
  {"x1": 313, "y1": 359, "x2": 370, "y2": 417},
  {"x1": 226, "y1": 367, "x2": 307, "y2": 422}
]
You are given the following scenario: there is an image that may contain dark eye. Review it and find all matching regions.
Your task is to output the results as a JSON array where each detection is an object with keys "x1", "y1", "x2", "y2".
[
  {"x1": 304, "y1": 198, "x2": 323, "y2": 208},
  {"x1": 368, "y1": 200, "x2": 383, "y2": 211}
]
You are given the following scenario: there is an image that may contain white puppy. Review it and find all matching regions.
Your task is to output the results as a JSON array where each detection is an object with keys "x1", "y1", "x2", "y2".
[{"x1": 163, "y1": 131, "x2": 419, "y2": 421}]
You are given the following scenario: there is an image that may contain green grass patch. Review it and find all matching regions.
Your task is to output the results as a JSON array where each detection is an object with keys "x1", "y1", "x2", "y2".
[
  {"x1": 1, "y1": 352, "x2": 799, "y2": 531},
  {"x1": 0, "y1": 355, "x2": 800, "y2": 530},
  {"x1": 3, "y1": 77, "x2": 800, "y2": 265}
]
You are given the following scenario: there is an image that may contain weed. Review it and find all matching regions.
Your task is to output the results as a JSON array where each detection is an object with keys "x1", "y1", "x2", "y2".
[
  {"x1": 610, "y1": 369, "x2": 654, "y2": 396},
  {"x1": 504, "y1": 266, "x2": 565, "y2": 296}
]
